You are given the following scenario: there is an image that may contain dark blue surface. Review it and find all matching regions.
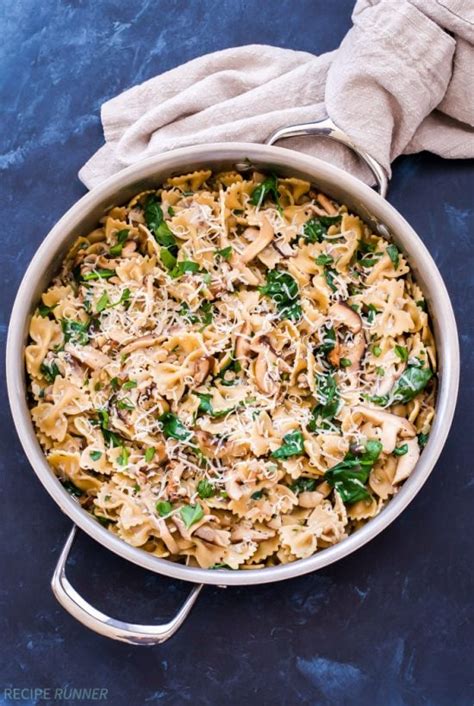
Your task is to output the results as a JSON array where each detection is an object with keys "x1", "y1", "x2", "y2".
[{"x1": 1, "y1": 2, "x2": 473, "y2": 705}]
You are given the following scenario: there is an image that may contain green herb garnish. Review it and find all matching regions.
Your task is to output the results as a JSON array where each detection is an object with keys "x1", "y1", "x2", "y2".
[
  {"x1": 40, "y1": 361, "x2": 60, "y2": 383},
  {"x1": 325, "y1": 439, "x2": 382, "y2": 504},
  {"x1": 61, "y1": 319, "x2": 90, "y2": 345},
  {"x1": 110, "y1": 229, "x2": 129, "y2": 257},
  {"x1": 394, "y1": 345, "x2": 408, "y2": 362},
  {"x1": 38, "y1": 303, "x2": 56, "y2": 318},
  {"x1": 387, "y1": 244, "x2": 400, "y2": 269},
  {"x1": 290, "y1": 477, "x2": 317, "y2": 494},
  {"x1": 272, "y1": 429, "x2": 305, "y2": 459},
  {"x1": 315, "y1": 253, "x2": 334, "y2": 266},
  {"x1": 197, "y1": 479, "x2": 215, "y2": 499},
  {"x1": 82, "y1": 268, "x2": 116, "y2": 281},
  {"x1": 156, "y1": 500, "x2": 173, "y2": 517},
  {"x1": 216, "y1": 246, "x2": 233, "y2": 261},
  {"x1": 250, "y1": 173, "x2": 280, "y2": 210},
  {"x1": 159, "y1": 412, "x2": 192, "y2": 442},
  {"x1": 260, "y1": 269, "x2": 302, "y2": 322},
  {"x1": 145, "y1": 447, "x2": 155, "y2": 463},
  {"x1": 302, "y1": 215, "x2": 341, "y2": 243},
  {"x1": 393, "y1": 444, "x2": 408, "y2": 456},
  {"x1": 89, "y1": 450, "x2": 102, "y2": 461},
  {"x1": 180, "y1": 504, "x2": 204, "y2": 528}
]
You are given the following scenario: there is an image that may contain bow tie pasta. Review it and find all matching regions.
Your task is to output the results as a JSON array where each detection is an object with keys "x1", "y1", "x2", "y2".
[{"x1": 26, "y1": 169, "x2": 436, "y2": 569}]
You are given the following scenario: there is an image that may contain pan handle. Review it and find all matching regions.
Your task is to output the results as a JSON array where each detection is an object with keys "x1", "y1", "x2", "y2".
[
  {"x1": 51, "y1": 525, "x2": 203, "y2": 646},
  {"x1": 265, "y1": 117, "x2": 388, "y2": 199}
]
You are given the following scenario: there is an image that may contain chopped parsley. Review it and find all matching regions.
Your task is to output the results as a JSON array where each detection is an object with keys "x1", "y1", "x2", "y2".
[
  {"x1": 197, "y1": 479, "x2": 215, "y2": 499},
  {"x1": 156, "y1": 500, "x2": 173, "y2": 517},
  {"x1": 145, "y1": 447, "x2": 156, "y2": 463}
]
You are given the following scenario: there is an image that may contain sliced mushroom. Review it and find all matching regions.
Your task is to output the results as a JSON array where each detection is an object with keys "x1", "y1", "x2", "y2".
[
  {"x1": 120, "y1": 335, "x2": 161, "y2": 355},
  {"x1": 235, "y1": 321, "x2": 251, "y2": 361},
  {"x1": 329, "y1": 302, "x2": 362, "y2": 333},
  {"x1": 393, "y1": 438, "x2": 420, "y2": 484},
  {"x1": 316, "y1": 192, "x2": 338, "y2": 215},
  {"x1": 254, "y1": 346, "x2": 278, "y2": 395},
  {"x1": 194, "y1": 525, "x2": 230, "y2": 547},
  {"x1": 298, "y1": 491, "x2": 324, "y2": 508},
  {"x1": 339, "y1": 331, "x2": 366, "y2": 372},
  {"x1": 240, "y1": 216, "x2": 274, "y2": 264},
  {"x1": 193, "y1": 357, "x2": 210, "y2": 385},
  {"x1": 352, "y1": 405, "x2": 416, "y2": 454},
  {"x1": 65, "y1": 344, "x2": 111, "y2": 370}
]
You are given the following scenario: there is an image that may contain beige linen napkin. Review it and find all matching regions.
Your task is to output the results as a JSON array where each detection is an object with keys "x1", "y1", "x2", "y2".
[{"x1": 79, "y1": 0, "x2": 474, "y2": 190}]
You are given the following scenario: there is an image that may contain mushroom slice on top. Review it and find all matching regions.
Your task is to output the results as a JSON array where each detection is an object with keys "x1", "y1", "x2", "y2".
[
  {"x1": 65, "y1": 344, "x2": 111, "y2": 370},
  {"x1": 240, "y1": 215, "x2": 274, "y2": 264},
  {"x1": 393, "y1": 438, "x2": 420, "y2": 484},
  {"x1": 329, "y1": 302, "x2": 362, "y2": 333},
  {"x1": 352, "y1": 405, "x2": 416, "y2": 454}
]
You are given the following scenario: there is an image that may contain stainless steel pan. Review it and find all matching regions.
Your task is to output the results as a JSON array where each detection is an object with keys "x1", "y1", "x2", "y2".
[{"x1": 6, "y1": 119, "x2": 459, "y2": 645}]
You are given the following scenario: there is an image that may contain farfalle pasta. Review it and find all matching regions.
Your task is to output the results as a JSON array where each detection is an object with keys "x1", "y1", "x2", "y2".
[{"x1": 25, "y1": 169, "x2": 437, "y2": 569}]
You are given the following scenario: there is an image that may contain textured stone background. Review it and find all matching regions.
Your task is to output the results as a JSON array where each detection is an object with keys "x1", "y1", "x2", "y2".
[{"x1": 1, "y1": 1, "x2": 472, "y2": 705}]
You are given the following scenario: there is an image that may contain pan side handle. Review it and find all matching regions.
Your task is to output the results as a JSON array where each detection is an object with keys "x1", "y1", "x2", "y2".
[
  {"x1": 265, "y1": 117, "x2": 388, "y2": 199},
  {"x1": 51, "y1": 525, "x2": 203, "y2": 645}
]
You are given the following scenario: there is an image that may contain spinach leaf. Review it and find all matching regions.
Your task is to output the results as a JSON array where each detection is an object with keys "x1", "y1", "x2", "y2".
[
  {"x1": 290, "y1": 477, "x2": 317, "y2": 494},
  {"x1": 117, "y1": 446, "x2": 130, "y2": 466},
  {"x1": 250, "y1": 173, "x2": 280, "y2": 209},
  {"x1": 196, "y1": 393, "x2": 233, "y2": 418},
  {"x1": 216, "y1": 246, "x2": 233, "y2": 261},
  {"x1": 160, "y1": 247, "x2": 178, "y2": 270},
  {"x1": 302, "y1": 215, "x2": 342, "y2": 243},
  {"x1": 387, "y1": 244, "x2": 400, "y2": 269},
  {"x1": 197, "y1": 479, "x2": 215, "y2": 499},
  {"x1": 308, "y1": 373, "x2": 339, "y2": 431},
  {"x1": 81, "y1": 268, "x2": 116, "y2": 282},
  {"x1": 145, "y1": 447, "x2": 155, "y2": 463},
  {"x1": 145, "y1": 195, "x2": 180, "y2": 271},
  {"x1": 180, "y1": 504, "x2": 204, "y2": 528},
  {"x1": 325, "y1": 439, "x2": 382, "y2": 504},
  {"x1": 96, "y1": 408, "x2": 122, "y2": 447},
  {"x1": 315, "y1": 254, "x2": 334, "y2": 266},
  {"x1": 318, "y1": 325, "x2": 336, "y2": 355},
  {"x1": 38, "y1": 303, "x2": 56, "y2": 318},
  {"x1": 62, "y1": 480, "x2": 84, "y2": 497},
  {"x1": 144, "y1": 196, "x2": 175, "y2": 247},
  {"x1": 394, "y1": 345, "x2": 408, "y2": 362},
  {"x1": 110, "y1": 229, "x2": 129, "y2": 257},
  {"x1": 40, "y1": 360, "x2": 60, "y2": 383},
  {"x1": 418, "y1": 432, "x2": 429, "y2": 448},
  {"x1": 371, "y1": 365, "x2": 433, "y2": 406},
  {"x1": 393, "y1": 444, "x2": 408, "y2": 456},
  {"x1": 61, "y1": 318, "x2": 90, "y2": 345},
  {"x1": 170, "y1": 260, "x2": 202, "y2": 279},
  {"x1": 159, "y1": 412, "x2": 192, "y2": 442},
  {"x1": 260, "y1": 269, "x2": 302, "y2": 322},
  {"x1": 272, "y1": 429, "x2": 305, "y2": 459}
]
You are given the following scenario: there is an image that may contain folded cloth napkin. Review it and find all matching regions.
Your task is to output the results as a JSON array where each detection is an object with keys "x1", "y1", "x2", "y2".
[{"x1": 79, "y1": 0, "x2": 474, "y2": 190}]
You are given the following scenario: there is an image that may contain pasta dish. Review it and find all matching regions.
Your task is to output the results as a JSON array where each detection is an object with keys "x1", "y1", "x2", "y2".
[{"x1": 25, "y1": 168, "x2": 436, "y2": 569}]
